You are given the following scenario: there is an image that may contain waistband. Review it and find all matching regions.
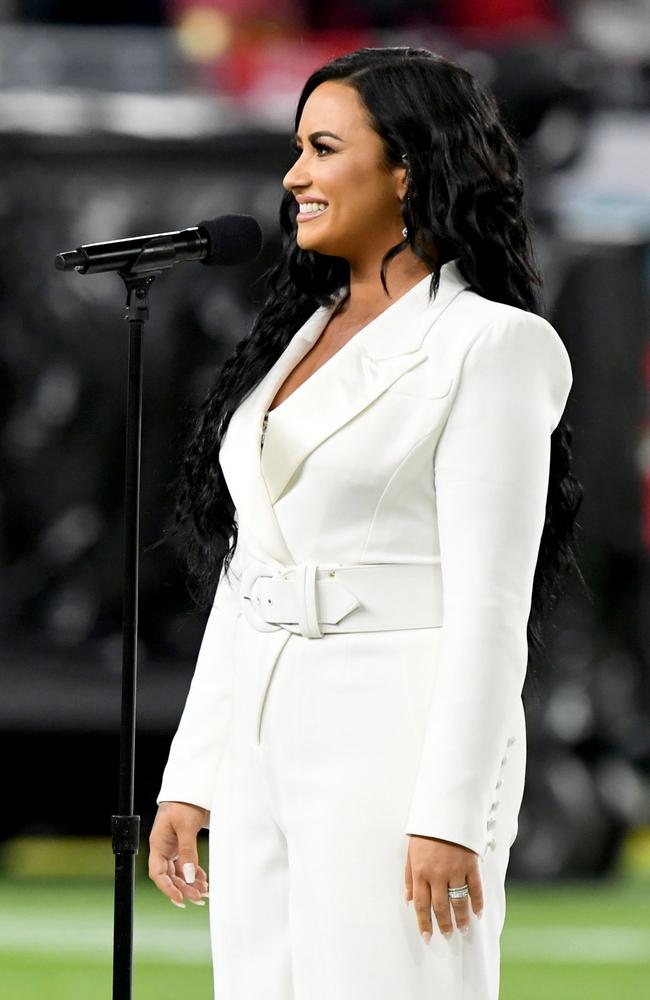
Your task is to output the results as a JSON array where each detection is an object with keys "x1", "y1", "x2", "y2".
[{"x1": 239, "y1": 560, "x2": 444, "y2": 638}]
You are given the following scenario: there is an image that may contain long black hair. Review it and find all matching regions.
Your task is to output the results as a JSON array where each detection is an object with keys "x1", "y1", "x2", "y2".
[{"x1": 169, "y1": 46, "x2": 584, "y2": 671}]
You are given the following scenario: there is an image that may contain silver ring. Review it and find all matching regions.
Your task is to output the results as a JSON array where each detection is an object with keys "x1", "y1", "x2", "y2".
[{"x1": 448, "y1": 884, "x2": 469, "y2": 899}]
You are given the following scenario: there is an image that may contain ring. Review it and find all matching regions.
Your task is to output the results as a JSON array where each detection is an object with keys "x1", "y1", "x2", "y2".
[{"x1": 448, "y1": 884, "x2": 469, "y2": 899}]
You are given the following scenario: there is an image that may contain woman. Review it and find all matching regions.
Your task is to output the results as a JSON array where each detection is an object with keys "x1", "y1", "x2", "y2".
[{"x1": 148, "y1": 46, "x2": 582, "y2": 999}]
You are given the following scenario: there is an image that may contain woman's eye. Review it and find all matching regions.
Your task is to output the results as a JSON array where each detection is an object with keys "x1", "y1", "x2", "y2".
[{"x1": 290, "y1": 142, "x2": 332, "y2": 158}]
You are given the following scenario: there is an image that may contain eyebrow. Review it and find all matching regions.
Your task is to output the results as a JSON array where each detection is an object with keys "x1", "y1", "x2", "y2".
[{"x1": 291, "y1": 130, "x2": 344, "y2": 145}]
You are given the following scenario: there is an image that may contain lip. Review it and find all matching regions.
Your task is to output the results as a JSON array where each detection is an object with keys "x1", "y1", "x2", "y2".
[
  {"x1": 297, "y1": 205, "x2": 329, "y2": 222},
  {"x1": 295, "y1": 196, "x2": 328, "y2": 205}
]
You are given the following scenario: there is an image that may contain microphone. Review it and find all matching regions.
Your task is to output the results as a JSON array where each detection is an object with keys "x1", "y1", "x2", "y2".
[{"x1": 54, "y1": 213, "x2": 263, "y2": 275}]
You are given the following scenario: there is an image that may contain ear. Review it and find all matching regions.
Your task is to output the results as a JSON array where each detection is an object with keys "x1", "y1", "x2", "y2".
[{"x1": 393, "y1": 163, "x2": 409, "y2": 202}]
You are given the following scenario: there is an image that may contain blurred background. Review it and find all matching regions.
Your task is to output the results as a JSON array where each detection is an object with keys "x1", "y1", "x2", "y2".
[{"x1": 1, "y1": 1, "x2": 650, "y2": 998}]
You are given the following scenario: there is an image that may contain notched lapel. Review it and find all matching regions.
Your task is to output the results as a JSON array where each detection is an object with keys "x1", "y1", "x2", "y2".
[
  {"x1": 219, "y1": 259, "x2": 471, "y2": 559},
  {"x1": 261, "y1": 341, "x2": 430, "y2": 504},
  {"x1": 260, "y1": 258, "x2": 470, "y2": 505},
  {"x1": 219, "y1": 304, "x2": 337, "y2": 563}
]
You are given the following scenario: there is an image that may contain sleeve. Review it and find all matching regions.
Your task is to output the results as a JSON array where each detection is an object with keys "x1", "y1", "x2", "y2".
[
  {"x1": 156, "y1": 539, "x2": 243, "y2": 826},
  {"x1": 403, "y1": 312, "x2": 573, "y2": 856}
]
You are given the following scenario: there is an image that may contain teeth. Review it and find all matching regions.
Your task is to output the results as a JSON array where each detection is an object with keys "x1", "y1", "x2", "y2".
[{"x1": 300, "y1": 202, "x2": 328, "y2": 214}]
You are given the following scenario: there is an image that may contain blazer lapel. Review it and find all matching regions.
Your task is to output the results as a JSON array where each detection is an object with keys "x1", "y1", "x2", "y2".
[
  {"x1": 219, "y1": 258, "x2": 469, "y2": 562},
  {"x1": 219, "y1": 304, "x2": 338, "y2": 564},
  {"x1": 260, "y1": 258, "x2": 470, "y2": 504}
]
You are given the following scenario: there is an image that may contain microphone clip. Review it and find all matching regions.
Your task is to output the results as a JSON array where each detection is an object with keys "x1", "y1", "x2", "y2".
[{"x1": 120, "y1": 270, "x2": 161, "y2": 324}]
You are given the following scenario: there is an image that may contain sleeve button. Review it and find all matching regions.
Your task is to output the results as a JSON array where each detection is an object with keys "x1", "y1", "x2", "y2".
[
  {"x1": 506, "y1": 736, "x2": 516, "y2": 747},
  {"x1": 487, "y1": 817, "x2": 496, "y2": 830},
  {"x1": 495, "y1": 779, "x2": 503, "y2": 789}
]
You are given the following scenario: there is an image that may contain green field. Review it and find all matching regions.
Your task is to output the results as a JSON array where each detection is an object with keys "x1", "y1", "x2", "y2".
[{"x1": 0, "y1": 876, "x2": 648, "y2": 999}]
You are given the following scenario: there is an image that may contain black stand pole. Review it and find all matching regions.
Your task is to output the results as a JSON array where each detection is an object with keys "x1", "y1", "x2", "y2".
[
  {"x1": 111, "y1": 268, "x2": 163, "y2": 1000},
  {"x1": 54, "y1": 227, "x2": 253, "y2": 997}
]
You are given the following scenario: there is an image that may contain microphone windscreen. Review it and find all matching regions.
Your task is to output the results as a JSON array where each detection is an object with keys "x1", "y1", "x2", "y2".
[{"x1": 198, "y1": 214, "x2": 263, "y2": 266}]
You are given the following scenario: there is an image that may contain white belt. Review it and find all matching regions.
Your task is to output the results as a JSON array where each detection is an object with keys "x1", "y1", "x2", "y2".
[{"x1": 239, "y1": 560, "x2": 444, "y2": 638}]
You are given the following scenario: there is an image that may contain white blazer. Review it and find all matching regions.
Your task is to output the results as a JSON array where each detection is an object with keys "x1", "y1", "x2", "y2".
[{"x1": 157, "y1": 257, "x2": 573, "y2": 860}]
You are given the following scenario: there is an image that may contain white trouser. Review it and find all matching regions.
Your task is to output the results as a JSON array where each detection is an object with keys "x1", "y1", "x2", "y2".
[{"x1": 207, "y1": 614, "x2": 526, "y2": 1000}]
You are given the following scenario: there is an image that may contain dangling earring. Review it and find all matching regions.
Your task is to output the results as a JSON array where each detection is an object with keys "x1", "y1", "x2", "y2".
[{"x1": 401, "y1": 152, "x2": 410, "y2": 240}]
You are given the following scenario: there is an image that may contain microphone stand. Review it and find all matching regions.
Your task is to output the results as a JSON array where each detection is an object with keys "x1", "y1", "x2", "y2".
[
  {"x1": 54, "y1": 219, "x2": 261, "y2": 998},
  {"x1": 111, "y1": 242, "x2": 172, "y2": 1000}
]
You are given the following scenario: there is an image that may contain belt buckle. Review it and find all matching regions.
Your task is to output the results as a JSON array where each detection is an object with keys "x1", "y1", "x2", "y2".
[
  {"x1": 240, "y1": 561, "x2": 324, "y2": 638},
  {"x1": 240, "y1": 562, "x2": 283, "y2": 633}
]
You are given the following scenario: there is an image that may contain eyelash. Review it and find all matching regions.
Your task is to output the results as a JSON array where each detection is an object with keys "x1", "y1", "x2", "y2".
[{"x1": 291, "y1": 141, "x2": 332, "y2": 158}]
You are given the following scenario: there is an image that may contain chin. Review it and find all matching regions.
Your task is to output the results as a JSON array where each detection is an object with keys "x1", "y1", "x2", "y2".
[
  {"x1": 297, "y1": 230, "x2": 337, "y2": 250},
  {"x1": 297, "y1": 234, "x2": 323, "y2": 251}
]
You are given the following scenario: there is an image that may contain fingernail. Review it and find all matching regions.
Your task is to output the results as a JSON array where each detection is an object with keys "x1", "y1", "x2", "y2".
[
  {"x1": 443, "y1": 930, "x2": 453, "y2": 939},
  {"x1": 460, "y1": 925, "x2": 469, "y2": 936},
  {"x1": 201, "y1": 892, "x2": 210, "y2": 898},
  {"x1": 404, "y1": 889, "x2": 410, "y2": 908},
  {"x1": 421, "y1": 931, "x2": 432, "y2": 944},
  {"x1": 188, "y1": 898, "x2": 205, "y2": 907},
  {"x1": 183, "y1": 863, "x2": 196, "y2": 884},
  {"x1": 476, "y1": 910, "x2": 483, "y2": 920},
  {"x1": 170, "y1": 899, "x2": 186, "y2": 909}
]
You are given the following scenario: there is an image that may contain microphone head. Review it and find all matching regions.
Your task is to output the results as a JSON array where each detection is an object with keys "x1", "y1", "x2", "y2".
[
  {"x1": 54, "y1": 249, "x2": 86, "y2": 271},
  {"x1": 197, "y1": 214, "x2": 263, "y2": 266}
]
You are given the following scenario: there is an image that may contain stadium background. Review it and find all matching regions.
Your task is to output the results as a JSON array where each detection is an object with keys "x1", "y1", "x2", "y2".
[{"x1": 1, "y1": 1, "x2": 649, "y2": 997}]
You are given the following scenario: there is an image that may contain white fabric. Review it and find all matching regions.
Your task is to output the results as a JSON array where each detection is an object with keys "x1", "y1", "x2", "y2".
[
  {"x1": 157, "y1": 258, "x2": 573, "y2": 998},
  {"x1": 239, "y1": 559, "x2": 444, "y2": 633}
]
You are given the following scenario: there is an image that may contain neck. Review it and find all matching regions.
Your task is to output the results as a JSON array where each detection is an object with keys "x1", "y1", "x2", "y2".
[{"x1": 339, "y1": 243, "x2": 439, "y2": 318}]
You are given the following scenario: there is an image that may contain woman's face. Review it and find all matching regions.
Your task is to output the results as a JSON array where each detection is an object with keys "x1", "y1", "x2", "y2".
[{"x1": 282, "y1": 80, "x2": 408, "y2": 264}]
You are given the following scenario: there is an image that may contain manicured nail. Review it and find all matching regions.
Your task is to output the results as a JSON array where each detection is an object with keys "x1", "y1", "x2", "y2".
[
  {"x1": 201, "y1": 892, "x2": 210, "y2": 898},
  {"x1": 421, "y1": 931, "x2": 432, "y2": 944},
  {"x1": 459, "y1": 925, "x2": 469, "y2": 936},
  {"x1": 183, "y1": 863, "x2": 196, "y2": 884},
  {"x1": 443, "y1": 930, "x2": 453, "y2": 939},
  {"x1": 476, "y1": 910, "x2": 483, "y2": 920},
  {"x1": 188, "y1": 898, "x2": 205, "y2": 907},
  {"x1": 171, "y1": 899, "x2": 186, "y2": 909}
]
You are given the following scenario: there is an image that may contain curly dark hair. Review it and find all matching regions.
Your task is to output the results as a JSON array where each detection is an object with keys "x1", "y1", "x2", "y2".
[{"x1": 167, "y1": 45, "x2": 584, "y2": 673}]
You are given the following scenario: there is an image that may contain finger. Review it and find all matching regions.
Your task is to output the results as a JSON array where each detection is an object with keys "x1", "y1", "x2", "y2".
[
  {"x1": 404, "y1": 848, "x2": 413, "y2": 906},
  {"x1": 175, "y1": 831, "x2": 200, "y2": 887},
  {"x1": 170, "y1": 871, "x2": 206, "y2": 907},
  {"x1": 466, "y1": 866, "x2": 484, "y2": 918},
  {"x1": 148, "y1": 851, "x2": 185, "y2": 906},
  {"x1": 449, "y1": 884, "x2": 471, "y2": 936},
  {"x1": 182, "y1": 860, "x2": 209, "y2": 893},
  {"x1": 168, "y1": 859, "x2": 203, "y2": 896},
  {"x1": 170, "y1": 858, "x2": 206, "y2": 906},
  {"x1": 412, "y1": 872, "x2": 434, "y2": 942},
  {"x1": 195, "y1": 864, "x2": 210, "y2": 896},
  {"x1": 431, "y1": 880, "x2": 454, "y2": 938}
]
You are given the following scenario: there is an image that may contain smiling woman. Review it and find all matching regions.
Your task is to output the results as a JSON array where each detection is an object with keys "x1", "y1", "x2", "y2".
[
  {"x1": 282, "y1": 80, "x2": 436, "y2": 300},
  {"x1": 149, "y1": 44, "x2": 582, "y2": 1000}
]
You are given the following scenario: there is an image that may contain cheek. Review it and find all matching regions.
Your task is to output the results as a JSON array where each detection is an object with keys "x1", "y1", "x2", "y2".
[{"x1": 347, "y1": 184, "x2": 395, "y2": 229}]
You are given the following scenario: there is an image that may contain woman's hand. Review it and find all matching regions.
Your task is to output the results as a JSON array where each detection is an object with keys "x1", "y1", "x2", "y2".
[
  {"x1": 148, "y1": 801, "x2": 210, "y2": 908},
  {"x1": 405, "y1": 835, "x2": 483, "y2": 941}
]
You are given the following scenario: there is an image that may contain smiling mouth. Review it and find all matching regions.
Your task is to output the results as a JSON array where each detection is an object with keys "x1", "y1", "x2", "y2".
[{"x1": 297, "y1": 205, "x2": 329, "y2": 222}]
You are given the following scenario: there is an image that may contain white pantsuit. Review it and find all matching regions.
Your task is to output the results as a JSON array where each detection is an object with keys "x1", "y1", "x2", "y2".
[{"x1": 157, "y1": 258, "x2": 573, "y2": 998}]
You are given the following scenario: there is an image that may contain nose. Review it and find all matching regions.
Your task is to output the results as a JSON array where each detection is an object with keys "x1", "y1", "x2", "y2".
[{"x1": 282, "y1": 153, "x2": 308, "y2": 192}]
